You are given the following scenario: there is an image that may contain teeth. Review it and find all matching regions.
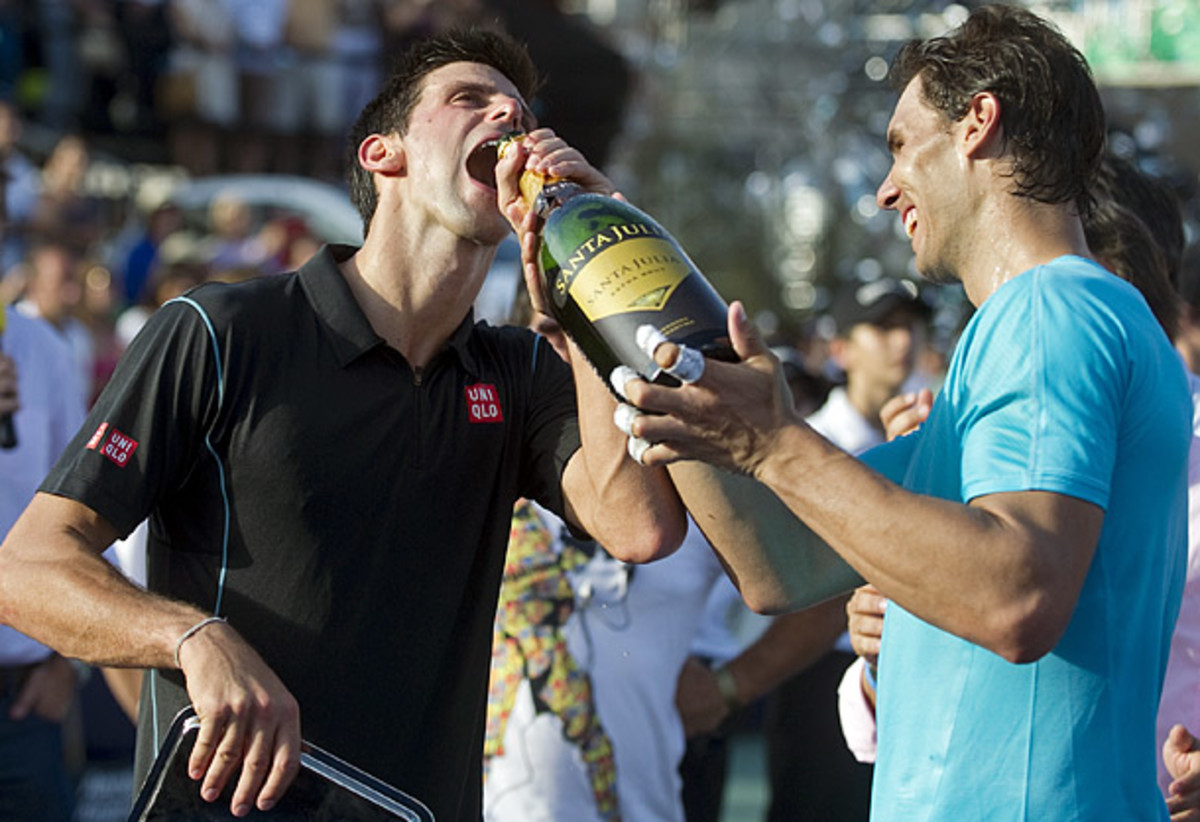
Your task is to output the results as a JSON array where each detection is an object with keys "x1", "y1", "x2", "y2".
[
  {"x1": 903, "y1": 209, "x2": 917, "y2": 238},
  {"x1": 497, "y1": 132, "x2": 525, "y2": 161}
]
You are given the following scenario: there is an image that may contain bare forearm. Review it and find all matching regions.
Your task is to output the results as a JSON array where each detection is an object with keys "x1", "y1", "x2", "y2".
[
  {"x1": 565, "y1": 347, "x2": 686, "y2": 561},
  {"x1": 722, "y1": 596, "x2": 849, "y2": 704},
  {"x1": 0, "y1": 493, "x2": 207, "y2": 668},
  {"x1": 754, "y1": 423, "x2": 1097, "y2": 661},
  {"x1": 670, "y1": 461, "x2": 861, "y2": 613}
]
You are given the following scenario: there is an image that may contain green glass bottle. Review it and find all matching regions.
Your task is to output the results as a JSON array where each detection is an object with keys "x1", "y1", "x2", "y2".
[{"x1": 507, "y1": 140, "x2": 737, "y2": 387}]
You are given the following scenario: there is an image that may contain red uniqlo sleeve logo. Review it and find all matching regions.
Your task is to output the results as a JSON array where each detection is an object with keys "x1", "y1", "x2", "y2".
[
  {"x1": 96, "y1": 427, "x2": 139, "y2": 467},
  {"x1": 465, "y1": 383, "x2": 504, "y2": 423}
]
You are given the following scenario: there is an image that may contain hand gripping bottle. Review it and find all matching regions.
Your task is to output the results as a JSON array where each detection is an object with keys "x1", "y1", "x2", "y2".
[{"x1": 502, "y1": 134, "x2": 736, "y2": 387}]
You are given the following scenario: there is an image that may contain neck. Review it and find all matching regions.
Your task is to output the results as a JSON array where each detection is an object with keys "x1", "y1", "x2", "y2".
[
  {"x1": 956, "y1": 197, "x2": 1092, "y2": 308},
  {"x1": 342, "y1": 221, "x2": 499, "y2": 369}
]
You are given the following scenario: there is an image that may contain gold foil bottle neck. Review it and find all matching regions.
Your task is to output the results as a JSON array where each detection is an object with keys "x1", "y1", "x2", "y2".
[
  {"x1": 498, "y1": 132, "x2": 561, "y2": 210},
  {"x1": 519, "y1": 170, "x2": 546, "y2": 210}
]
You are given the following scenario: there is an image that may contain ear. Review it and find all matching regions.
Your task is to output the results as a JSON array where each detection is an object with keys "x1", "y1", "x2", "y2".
[
  {"x1": 358, "y1": 133, "x2": 405, "y2": 175},
  {"x1": 960, "y1": 91, "x2": 1002, "y2": 160}
]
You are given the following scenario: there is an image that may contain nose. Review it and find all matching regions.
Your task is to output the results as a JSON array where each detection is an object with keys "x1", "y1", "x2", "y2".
[
  {"x1": 490, "y1": 95, "x2": 525, "y2": 129},
  {"x1": 876, "y1": 172, "x2": 900, "y2": 211}
]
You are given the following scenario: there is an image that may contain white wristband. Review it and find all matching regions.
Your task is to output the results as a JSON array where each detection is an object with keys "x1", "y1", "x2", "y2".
[{"x1": 174, "y1": 616, "x2": 228, "y2": 669}]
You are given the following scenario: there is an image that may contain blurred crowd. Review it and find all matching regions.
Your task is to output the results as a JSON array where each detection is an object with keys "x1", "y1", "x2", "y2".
[
  {"x1": 0, "y1": 97, "x2": 333, "y2": 409},
  {"x1": 0, "y1": 0, "x2": 498, "y2": 177}
]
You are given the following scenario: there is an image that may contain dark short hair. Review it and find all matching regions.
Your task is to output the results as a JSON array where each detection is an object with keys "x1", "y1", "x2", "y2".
[
  {"x1": 1085, "y1": 198, "x2": 1179, "y2": 342},
  {"x1": 345, "y1": 27, "x2": 542, "y2": 233},
  {"x1": 1094, "y1": 152, "x2": 1185, "y2": 287},
  {"x1": 889, "y1": 4, "x2": 1105, "y2": 217},
  {"x1": 1085, "y1": 153, "x2": 1184, "y2": 341}
]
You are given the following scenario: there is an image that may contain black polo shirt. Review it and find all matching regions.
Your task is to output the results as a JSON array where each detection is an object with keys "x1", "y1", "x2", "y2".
[{"x1": 42, "y1": 245, "x2": 581, "y2": 820}]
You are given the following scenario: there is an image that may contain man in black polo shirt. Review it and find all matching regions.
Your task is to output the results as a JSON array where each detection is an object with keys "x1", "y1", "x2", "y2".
[{"x1": 0, "y1": 30, "x2": 686, "y2": 821}]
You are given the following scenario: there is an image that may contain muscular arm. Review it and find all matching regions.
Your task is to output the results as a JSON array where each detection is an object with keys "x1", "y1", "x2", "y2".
[
  {"x1": 0, "y1": 493, "x2": 301, "y2": 816},
  {"x1": 755, "y1": 427, "x2": 1100, "y2": 662},
  {"x1": 0, "y1": 494, "x2": 189, "y2": 666},
  {"x1": 669, "y1": 462, "x2": 860, "y2": 613},
  {"x1": 498, "y1": 128, "x2": 686, "y2": 562},
  {"x1": 559, "y1": 339, "x2": 687, "y2": 562},
  {"x1": 626, "y1": 302, "x2": 1102, "y2": 662}
]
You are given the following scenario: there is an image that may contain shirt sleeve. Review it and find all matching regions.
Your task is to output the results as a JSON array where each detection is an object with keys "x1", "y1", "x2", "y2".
[
  {"x1": 39, "y1": 298, "x2": 224, "y2": 538},
  {"x1": 518, "y1": 333, "x2": 581, "y2": 522},
  {"x1": 956, "y1": 270, "x2": 1124, "y2": 507}
]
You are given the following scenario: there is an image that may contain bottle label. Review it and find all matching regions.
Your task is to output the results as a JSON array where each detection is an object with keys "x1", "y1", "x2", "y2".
[{"x1": 558, "y1": 232, "x2": 693, "y2": 323}]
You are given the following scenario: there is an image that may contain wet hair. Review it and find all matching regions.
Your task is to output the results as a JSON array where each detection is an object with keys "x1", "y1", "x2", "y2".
[
  {"x1": 889, "y1": 4, "x2": 1105, "y2": 218},
  {"x1": 345, "y1": 27, "x2": 542, "y2": 233}
]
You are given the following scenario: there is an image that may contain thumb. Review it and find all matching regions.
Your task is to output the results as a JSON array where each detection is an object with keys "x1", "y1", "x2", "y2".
[
  {"x1": 917, "y1": 387, "x2": 934, "y2": 408},
  {"x1": 729, "y1": 301, "x2": 767, "y2": 361},
  {"x1": 495, "y1": 137, "x2": 531, "y2": 227},
  {"x1": 1165, "y1": 724, "x2": 1196, "y2": 780}
]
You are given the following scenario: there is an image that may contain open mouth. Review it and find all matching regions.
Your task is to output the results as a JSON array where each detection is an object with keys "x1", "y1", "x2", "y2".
[
  {"x1": 903, "y1": 207, "x2": 918, "y2": 239},
  {"x1": 467, "y1": 139, "x2": 502, "y2": 189},
  {"x1": 466, "y1": 131, "x2": 525, "y2": 190}
]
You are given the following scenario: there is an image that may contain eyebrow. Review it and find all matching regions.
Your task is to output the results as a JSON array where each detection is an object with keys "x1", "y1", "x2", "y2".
[
  {"x1": 451, "y1": 80, "x2": 537, "y2": 129},
  {"x1": 886, "y1": 127, "x2": 901, "y2": 155}
]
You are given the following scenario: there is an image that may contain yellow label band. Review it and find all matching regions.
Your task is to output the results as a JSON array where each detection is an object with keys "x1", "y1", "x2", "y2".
[{"x1": 565, "y1": 236, "x2": 694, "y2": 322}]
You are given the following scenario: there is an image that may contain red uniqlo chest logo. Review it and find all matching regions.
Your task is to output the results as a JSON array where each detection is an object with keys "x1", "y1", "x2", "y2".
[
  {"x1": 465, "y1": 383, "x2": 503, "y2": 423},
  {"x1": 87, "y1": 423, "x2": 139, "y2": 467}
]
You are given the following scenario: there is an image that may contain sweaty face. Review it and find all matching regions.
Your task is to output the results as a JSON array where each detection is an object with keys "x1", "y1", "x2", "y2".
[
  {"x1": 398, "y1": 62, "x2": 536, "y2": 245},
  {"x1": 875, "y1": 77, "x2": 965, "y2": 285}
]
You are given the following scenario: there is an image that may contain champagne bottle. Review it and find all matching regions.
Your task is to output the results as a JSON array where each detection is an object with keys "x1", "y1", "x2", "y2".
[
  {"x1": 0, "y1": 305, "x2": 16, "y2": 450},
  {"x1": 503, "y1": 135, "x2": 736, "y2": 387}
]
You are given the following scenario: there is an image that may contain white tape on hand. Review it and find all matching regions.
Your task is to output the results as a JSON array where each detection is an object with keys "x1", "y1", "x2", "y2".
[
  {"x1": 609, "y1": 365, "x2": 642, "y2": 401},
  {"x1": 613, "y1": 403, "x2": 642, "y2": 436},
  {"x1": 636, "y1": 324, "x2": 705, "y2": 384},
  {"x1": 636, "y1": 325, "x2": 669, "y2": 358},
  {"x1": 666, "y1": 345, "x2": 705, "y2": 384},
  {"x1": 627, "y1": 435, "x2": 651, "y2": 465}
]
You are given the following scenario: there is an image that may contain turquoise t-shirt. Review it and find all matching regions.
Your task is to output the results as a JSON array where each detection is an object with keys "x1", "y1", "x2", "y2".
[{"x1": 862, "y1": 256, "x2": 1190, "y2": 821}]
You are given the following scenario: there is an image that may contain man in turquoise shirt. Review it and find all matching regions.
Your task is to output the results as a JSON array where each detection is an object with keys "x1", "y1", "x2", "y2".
[{"x1": 618, "y1": 5, "x2": 1190, "y2": 819}]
